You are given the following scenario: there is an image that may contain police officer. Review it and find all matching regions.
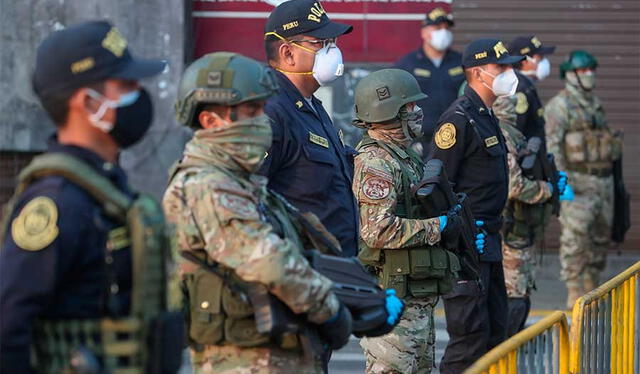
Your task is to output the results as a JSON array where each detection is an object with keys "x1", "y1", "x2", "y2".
[
  {"x1": 508, "y1": 36, "x2": 556, "y2": 144},
  {"x1": 394, "y1": 7, "x2": 464, "y2": 148},
  {"x1": 165, "y1": 52, "x2": 355, "y2": 374},
  {"x1": 428, "y1": 39, "x2": 524, "y2": 373},
  {"x1": 545, "y1": 51, "x2": 621, "y2": 308},
  {"x1": 352, "y1": 69, "x2": 474, "y2": 374},
  {"x1": 261, "y1": 0, "x2": 360, "y2": 257},
  {"x1": 0, "y1": 21, "x2": 177, "y2": 374}
]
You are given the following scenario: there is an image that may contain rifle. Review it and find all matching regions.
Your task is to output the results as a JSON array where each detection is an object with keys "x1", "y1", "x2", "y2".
[
  {"x1": 612, "y1": 157, "x2": 630, "y2": 243},
  {"x1": 519, "y1": 137, "x2": 560, "y2": 216},
  {"x1": 269, "y1": 191, "x2": 400, "y2": 337},
  {"x1": 414, "y1": 159, "x2": 481, "y2": 282}
]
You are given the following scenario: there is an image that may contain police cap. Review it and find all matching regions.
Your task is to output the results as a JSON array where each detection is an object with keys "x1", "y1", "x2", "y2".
[
  {"x1": 33, "y1": 20, "x2": 166, "y2": 97},
  {"x1": 422, "y1": 7, "x2": 455, "y2": 27},
  {"x1": 264, "y1": 0, "x2": 353, "y2": 40},
  {"x1": 462, "y1": 38, "x2": 525, "y2": 68},
  {"x1": 509, "y1": 35, "x2": 556, "y2": 57}
]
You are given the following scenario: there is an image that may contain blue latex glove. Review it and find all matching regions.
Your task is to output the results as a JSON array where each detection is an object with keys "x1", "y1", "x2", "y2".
[
  {"x1": 560, "y1": 184, "x2": 575, "y2": 202},
  {"x1": 385, "y1": 289, "x2": 404, "y2": 325},
  {"x1": 475, "y1": 220, "x2": 486, "y2": 254},
  {"x1": 557, "y1": 171, "x2": 568, "y2": 195},
  {"x1": 439, "y1": 215, "x2": 447, "y2": 231}
]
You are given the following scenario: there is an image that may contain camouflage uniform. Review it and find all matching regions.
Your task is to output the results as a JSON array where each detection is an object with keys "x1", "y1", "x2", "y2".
[
  {"x1": 545, "y1": 82, "x2": 619, "y2": 293},
  {"x1": 163, "y1": 129, "x2": 339, "y2": 374},
  {"x1": 494, "y1": 95, "x2": 552, "y2": 299},
  {"x1": 354, "y1": 128, "x2": 441, "y2": 374}
]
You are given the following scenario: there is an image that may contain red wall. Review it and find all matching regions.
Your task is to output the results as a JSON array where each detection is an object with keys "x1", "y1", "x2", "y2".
[{"x1": 192, "y1": 1, "x2": 452, "y2": 62}]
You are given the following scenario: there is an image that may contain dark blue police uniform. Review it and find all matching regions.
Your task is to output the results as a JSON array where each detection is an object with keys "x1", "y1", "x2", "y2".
[
  {"x1": 0, "y1": 143, "x2": 133, "y2": 373},
  {"x1": 395, "y1": 48, "x2": 465, "y2": 143},
  {"x1": 514, "y1": 71, "x2": 546, "y2": 144},
  {"x1": 260, "y1": 71, "x2": 359, "y2": 257},
  {"x1": 429, "y1": 85, "x2": 510, "y2": 374}
]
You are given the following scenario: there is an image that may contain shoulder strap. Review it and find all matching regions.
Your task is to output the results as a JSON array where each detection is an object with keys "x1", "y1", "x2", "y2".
[{"x1": 15, "y1": 153, "x2": 132, "y2": 219}]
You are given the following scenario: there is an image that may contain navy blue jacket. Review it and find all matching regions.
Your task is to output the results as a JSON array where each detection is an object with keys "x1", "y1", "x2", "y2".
[
  {"x1": 260, "y1": 71, "x2": 359, "y2": 257},
  {"x1": 428, "y1": 86, "x2": 509, "y2": 261},
  {"x1": 395, "y1": 48, "x2": 465, "y2": 143},
  {"x1": 0, "y1": 143, "x2": 133, "y2": 373}
]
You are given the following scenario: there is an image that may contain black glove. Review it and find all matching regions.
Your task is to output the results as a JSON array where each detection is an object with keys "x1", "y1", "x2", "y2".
[
  {"x1": 318, "y1": 304, "x2": 353, "y2": 350},
  {"x1": 440, "y1": 204, "x2": 463, "y2": 249}
]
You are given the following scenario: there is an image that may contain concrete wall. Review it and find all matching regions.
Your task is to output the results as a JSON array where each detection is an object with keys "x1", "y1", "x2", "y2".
[{"x1": 0, "y1": 0, "x2": 191, "y2": 199}]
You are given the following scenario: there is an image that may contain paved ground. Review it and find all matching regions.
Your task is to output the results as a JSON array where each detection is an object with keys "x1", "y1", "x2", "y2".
[
  {"x1": 177, "y1": 252, "x2": 636, "y2": 374},
  {"x1": 329, "y1": 252, "x2": 637, "y2": 374}
]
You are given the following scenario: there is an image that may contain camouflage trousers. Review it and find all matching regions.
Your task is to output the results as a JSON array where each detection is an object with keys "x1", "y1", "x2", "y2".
[
  {"x1": 502, "y1": 241, "x2": 536, "y2": 298},
  {"x1": 360, "y1": 297, "x2": 438, "y2": 374},
  {"x1": 189, "y1": 344, "x2": 322, "y2": 374},
  {"x1": 559, "y1": 172, "x2": 613, "y2": 283}
]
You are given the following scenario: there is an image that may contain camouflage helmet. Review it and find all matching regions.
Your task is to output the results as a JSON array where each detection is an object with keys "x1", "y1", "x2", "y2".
[
  {"x1": 559, "y1": 50, "x2": 598, "y2": 79},
  {"x1": 354, "y1": 69, "x2": 427, "y2": 123},
  {"x1": 175, "y1": 52, "x2": 279, "y2": 127}
]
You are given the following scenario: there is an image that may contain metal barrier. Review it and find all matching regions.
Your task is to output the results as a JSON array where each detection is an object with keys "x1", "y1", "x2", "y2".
[
  {"x1": 570, "y1": 261, "x2": 640, "y2": 374},
  {"x1": 463, "y1": 311, "x2": 570, "y2": 374}
]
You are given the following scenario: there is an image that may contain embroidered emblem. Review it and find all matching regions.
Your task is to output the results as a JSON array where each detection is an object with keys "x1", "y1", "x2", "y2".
[
  {"x1": 435, "y1": 123, "x2": 456, "y2": 149},
  {"x1": 515, "y1": 92, "x2": 529, "y2": 114},
  {"x1": 485, "y1": 136, "x2": 499, "y2": 147},
  {"x1": 101, "y1": 27, "x2": 127, "y2": 58},
  {"x1": 364, "y1": 166, "x2": 393, "y2": 182},
  {"x1": 362, "y1": 177, "x2": 391, "y2": 200},
  {"x1": 309, "y1": 132, "x2": 329, "y2": 148},
  {"x1": 11, "y1": 197, "x2": 59, "y2": 251},
  {"x1": 296, "y1": 100, "x2": 304, "y2": 109}
]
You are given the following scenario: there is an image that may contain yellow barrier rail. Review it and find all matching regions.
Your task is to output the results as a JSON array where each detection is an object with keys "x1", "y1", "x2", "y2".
[
  {"x1": 463, "y1": 311, "x2": 570, "y2": 374},
  {"x1": 570, "y1": 261, "x2": 640, "y2": 374}
]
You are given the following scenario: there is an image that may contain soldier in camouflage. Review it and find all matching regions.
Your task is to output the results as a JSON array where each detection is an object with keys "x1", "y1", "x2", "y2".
[
  {"x1": 545, "y1": 50, "x2": 622, "y2": 309},
  {"x1": 493, "y1": 95, "x2": 557, "y2": 335},
  {"x1": 163, "y1": 52, "x2": 354, "y2": 374},
  {"x1": 351, "y1": 69, "x2": 466, "y2": 374}
]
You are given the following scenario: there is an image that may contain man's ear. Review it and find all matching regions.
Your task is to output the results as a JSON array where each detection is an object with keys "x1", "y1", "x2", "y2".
[
  {"x1": 420, "y1": 27, "x2": 430, "y2": 42},
  {"x1": 279, "y1": 43, "x2": 295, "y2": 67}
]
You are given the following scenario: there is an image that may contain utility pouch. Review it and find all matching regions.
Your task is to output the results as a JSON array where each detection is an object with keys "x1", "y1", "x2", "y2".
[
  {"x1": 564, "y1": 131, "x2": 586, "y2": 164},
  {"x1": 147, "y1": 311, "x2": 185, "y2": 374},
  {"x1": 185, "y1": 269, "x2": 224, "y2": 345},
  {"x1": 380, "y1": 250, "x2": 410, "y2": 298},
  {"x1": 408, "y1": 279, "x2": 439, "y2": 298},
  {"x1": 221, "y1": 284, "x2": 270, "y2": 347},
  {"x1": 409, "y1": 248, "x2": 431, "y2": 278}
]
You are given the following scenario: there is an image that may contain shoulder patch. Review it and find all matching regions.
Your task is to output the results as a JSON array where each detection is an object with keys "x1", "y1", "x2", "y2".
[
  {"x1": 11, "y1": 196, "x2": 59, "y2": 251},
  {"x1": 435, "y1": 123, "x2": 457, "y2": 149},
  {"x1": 309, "y1": 132, "x2": 329, "y2": 148},
  {"x1": 362, "y1": 177, "x2": 391, "y2": 200},
  {"x1": 484, "y1": 136, "x2": 499, "y2": 148},
  {"x1": 515, "y1": 92, "x2": 529, "y2": 114},
  {"x1": 218, "y1": 193, "x2": 258, "y2": 219}
]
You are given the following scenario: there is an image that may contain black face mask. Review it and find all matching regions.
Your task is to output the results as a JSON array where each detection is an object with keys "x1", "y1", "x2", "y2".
[{"x1": 108, "y1": 88, "x2": 154, "y2": 148}]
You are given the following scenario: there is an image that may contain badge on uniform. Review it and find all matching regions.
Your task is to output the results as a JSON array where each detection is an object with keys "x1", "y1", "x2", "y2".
[
  {"x1": 515, "y1": 92, "x2": 529, "y2": 114},
  {"x1": 413, "y1": 68, "x2": 431, "y2": 78},
  {"x1": 448, "y1": 66, "x2": 463, "y2": 76},
  {"x1": 435, "y1": 123, "x2": 456, "y2": 149},
  {"x1": 11, "y1": 196, "x2": 59, "y2": 251},
  {"x1": 485, "y1": 136, "x2": 499, "y2": 147},
  {"x1": 309, "y1": 132, "x2": 329, "y2": 148},
  {"x1": 537, "y1": 107, "x2": 545, "y2": 117},
  {"x1": 362, "y1": 177, "x2": 391, "y2": 200}
]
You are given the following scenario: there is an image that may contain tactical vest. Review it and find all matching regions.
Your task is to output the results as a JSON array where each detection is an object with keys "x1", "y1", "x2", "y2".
[
  {"x1": 499, "y1": 123, "x2": 551, "y2": 249},
  {"x1": 355, "y1": 135, "x2": 459, "y2": 298},
  {"x1": 561, "y1": 89, "x2": 621, "y2": 176},
  {"x1": 0, "y1": 153, "x2": 181, "y2": 374},
  {"x1": 169, "y1": 162, "x2": 311, "y2": 353}
]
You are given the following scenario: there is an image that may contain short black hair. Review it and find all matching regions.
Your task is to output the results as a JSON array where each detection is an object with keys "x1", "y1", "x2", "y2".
[
  {"x1": 264, "y1": 36, "x2": 283, "y2": 63},
  {"x1": 34, "y1": 81, "x2": 105, "y2": 127}
]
